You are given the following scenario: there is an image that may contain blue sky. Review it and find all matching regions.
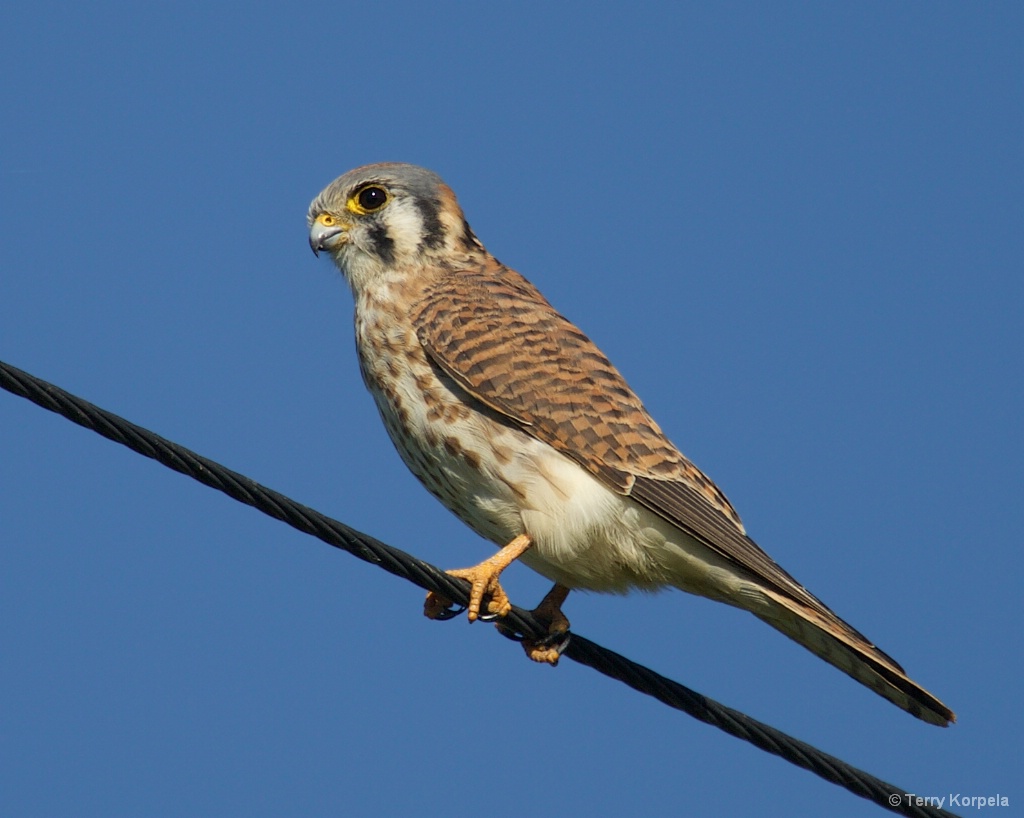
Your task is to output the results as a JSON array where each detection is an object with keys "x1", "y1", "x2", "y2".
[{"x1": 1, "y1": 3, "x2": 1020, "y2": 816}]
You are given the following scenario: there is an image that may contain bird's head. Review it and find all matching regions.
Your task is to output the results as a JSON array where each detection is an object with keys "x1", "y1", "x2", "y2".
[{"x1": 308, "y1": 163, "x2": 484, "y2": 294}]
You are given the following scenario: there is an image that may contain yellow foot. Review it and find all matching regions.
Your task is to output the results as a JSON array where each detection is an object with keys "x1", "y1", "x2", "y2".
[
  {"x1": 422, "y1": 534, "x2": 532, "y2": 623},
  {"x1": 498, "y1": 583, "x2": 572, "y2": 666}
]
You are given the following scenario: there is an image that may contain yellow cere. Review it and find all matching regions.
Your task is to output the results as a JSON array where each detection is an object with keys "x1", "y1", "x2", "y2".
[{"x1": 317, "y1": 213, "x2": 338, "y2": 226}]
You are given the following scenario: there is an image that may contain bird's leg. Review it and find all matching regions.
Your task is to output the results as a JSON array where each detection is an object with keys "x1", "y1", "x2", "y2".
[
  {"x1": 494, "y1": 583, "x2": 572, "y2": 665},
  {"x1": 423, "y1": 534, "x2": 533, "y2": 623},
  {"x1": 516, "y1": 583, "x2": 572, "y2": 665}
]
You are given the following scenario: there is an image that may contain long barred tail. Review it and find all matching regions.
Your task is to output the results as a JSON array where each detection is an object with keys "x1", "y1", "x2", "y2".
[{"x1": 755, "y1": 587, "x2": 955, "y2": 726}]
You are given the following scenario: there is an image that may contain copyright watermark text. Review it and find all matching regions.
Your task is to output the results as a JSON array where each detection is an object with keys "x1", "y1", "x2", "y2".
[{"x1": 889, "y1": 793, "x2": 1010, "y2": 810}]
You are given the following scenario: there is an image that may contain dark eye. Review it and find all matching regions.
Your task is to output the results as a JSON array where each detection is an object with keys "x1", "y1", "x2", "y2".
[{"x1": 356, "y1": 185, "x2": 389, "y2": 212}]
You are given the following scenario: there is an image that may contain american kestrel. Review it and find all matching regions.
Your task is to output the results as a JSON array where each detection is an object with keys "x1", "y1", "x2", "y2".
[{"x1": 307, "y1": 163, "x2": 954, "y2": 726}]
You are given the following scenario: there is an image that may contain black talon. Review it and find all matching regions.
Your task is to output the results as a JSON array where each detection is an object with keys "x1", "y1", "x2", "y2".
[
  {"x1": 536, "y1": 630, "x2": 571, "y2": 655},
  {"x1": 433, "y1": 601, "x2": 466, "y2": 621}
]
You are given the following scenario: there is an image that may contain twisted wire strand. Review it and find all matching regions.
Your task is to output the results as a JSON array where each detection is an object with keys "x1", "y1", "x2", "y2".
[{"x1": 0, "y1": 358, "x2": 959, "y2": 818}]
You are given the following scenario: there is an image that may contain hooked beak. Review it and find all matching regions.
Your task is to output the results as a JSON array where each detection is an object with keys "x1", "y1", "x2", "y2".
[{"x1": 309, "y1": 215, "x2": 346, "y2": 256}]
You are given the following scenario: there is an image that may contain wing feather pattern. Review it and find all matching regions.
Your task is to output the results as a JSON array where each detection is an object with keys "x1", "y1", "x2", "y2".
[{"x1": 412, "y1": 265, "x2": 813, "y2": 605}]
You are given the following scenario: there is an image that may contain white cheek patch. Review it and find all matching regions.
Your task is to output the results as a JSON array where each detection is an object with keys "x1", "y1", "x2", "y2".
[{"x1": 383, "y1": 198, "x2": 427, "y2": 259}]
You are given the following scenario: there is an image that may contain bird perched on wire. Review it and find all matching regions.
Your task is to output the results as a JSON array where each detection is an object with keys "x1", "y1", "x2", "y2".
[{"x1": 308, "y1": 162, "x2": 954, "y2": 727}]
